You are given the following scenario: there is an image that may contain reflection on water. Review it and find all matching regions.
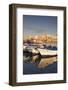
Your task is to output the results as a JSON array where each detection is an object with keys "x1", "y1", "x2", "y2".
[
  {"x1": 23, "y1": 55, "x2": 57, "y2": 75},
  {"x1": 38, "y1": 57, "x2": 57, "y2": 68}
]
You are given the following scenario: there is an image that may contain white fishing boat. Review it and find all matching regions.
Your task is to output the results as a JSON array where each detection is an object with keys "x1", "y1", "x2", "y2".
[
  {"x1": 38, "y1": 48, "x2": 57, "y2": 56},
  {"x1": 32, "y1": 48, "x2": 57, "y2": 57},
  {"x1": 23, "y1": 45, "x2": 57, "y2": 57}
]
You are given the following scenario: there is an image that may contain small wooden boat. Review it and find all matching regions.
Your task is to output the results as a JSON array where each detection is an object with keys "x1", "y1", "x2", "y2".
[{"x1": 23, "y1": 46, "x2": 57, "y2": 58}]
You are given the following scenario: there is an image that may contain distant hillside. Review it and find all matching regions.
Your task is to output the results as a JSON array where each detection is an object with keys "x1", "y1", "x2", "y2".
[{"x1": 24, "y1": 34, "x2": 57, "y2": 44}]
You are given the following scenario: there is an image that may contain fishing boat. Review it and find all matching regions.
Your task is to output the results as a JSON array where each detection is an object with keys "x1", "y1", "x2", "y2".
[
  {"x1": 23, "y1": 45, "x2": 57, "y2": 58},
  {"x1": 37, "y1": 48, "x2": 57, "y2": 58}
]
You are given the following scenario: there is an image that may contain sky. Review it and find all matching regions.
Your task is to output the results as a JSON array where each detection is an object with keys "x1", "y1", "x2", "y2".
[{"x1": 23, "y1": 15, "x2": 57, "y2": 37}]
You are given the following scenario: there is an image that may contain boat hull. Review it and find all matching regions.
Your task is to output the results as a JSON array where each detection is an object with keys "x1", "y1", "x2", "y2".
[{"x1": 23, "y1": 48, "x2": 57, "y2": 58}]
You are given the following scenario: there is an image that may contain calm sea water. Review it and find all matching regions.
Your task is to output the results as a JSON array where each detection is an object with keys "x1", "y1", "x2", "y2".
[{"x1": 23, "y1": 56, "x2": 57, "y2": 75}]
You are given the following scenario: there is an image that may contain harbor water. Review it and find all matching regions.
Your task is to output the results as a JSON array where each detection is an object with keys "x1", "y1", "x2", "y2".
[{"x1": 23, "y1": 55, "x2": 57, "y2": 75}]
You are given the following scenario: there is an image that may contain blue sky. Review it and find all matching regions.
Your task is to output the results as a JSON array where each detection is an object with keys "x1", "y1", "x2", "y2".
[{"x1": 23, "y1": 15, "x2": 57, "y2": 37}]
